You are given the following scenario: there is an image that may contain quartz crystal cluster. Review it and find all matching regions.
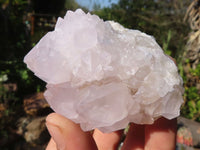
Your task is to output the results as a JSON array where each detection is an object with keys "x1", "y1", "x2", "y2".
[{"x1": 24, "y1": 9, "x2": 183, "y2": 133}]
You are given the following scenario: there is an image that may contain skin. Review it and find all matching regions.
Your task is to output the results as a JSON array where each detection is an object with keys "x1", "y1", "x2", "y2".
[{"x1": 46, "y1": 113, "x2": 177, "y2": 150}]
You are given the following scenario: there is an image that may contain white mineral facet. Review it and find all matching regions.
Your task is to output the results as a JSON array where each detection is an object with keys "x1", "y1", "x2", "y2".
[{"x1": 24, "y1": 9, "x2": 184, "y2": 133}]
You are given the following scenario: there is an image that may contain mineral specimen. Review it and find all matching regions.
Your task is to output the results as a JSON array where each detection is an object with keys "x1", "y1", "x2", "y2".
[{"x1": 24, "y1": 9, "x2": 183, "y2": 133}]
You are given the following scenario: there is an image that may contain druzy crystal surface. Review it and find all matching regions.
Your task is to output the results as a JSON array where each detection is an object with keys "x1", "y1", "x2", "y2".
[{"x1": 24, "y1": 9, "x2": 183, "y2": 133}]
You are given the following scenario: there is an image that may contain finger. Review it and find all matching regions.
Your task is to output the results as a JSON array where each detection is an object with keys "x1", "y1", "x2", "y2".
[
  {"x1": 46, "y1": 138, "x2": 57, "y2": 150},
  {"x1": 93, "y1": 128, "x2": 123, "y2": 150},
  {"x1": 121, "y1": 124, "x2": 145, "y2": 150},
  {"x1": 145, "y1": 117, "x2": 177, "y2": 150},
  {"x1": 46, "y1": 113, "x2": 98, "y2": 150}
]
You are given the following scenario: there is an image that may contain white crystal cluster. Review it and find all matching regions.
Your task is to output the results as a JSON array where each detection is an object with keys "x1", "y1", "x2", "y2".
[{"x1": 24, "y1": 9, "x2": 183, "y2": 133}]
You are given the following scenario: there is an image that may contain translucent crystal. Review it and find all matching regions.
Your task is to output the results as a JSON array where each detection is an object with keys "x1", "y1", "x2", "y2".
[{"x1": 24, "y1": 9, "x2": 184, "y2": 133}]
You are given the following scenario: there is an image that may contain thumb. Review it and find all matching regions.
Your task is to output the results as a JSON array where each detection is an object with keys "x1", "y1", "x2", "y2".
[{"x1": 46, "y1": 113, "x2": 97, "y2": 150}]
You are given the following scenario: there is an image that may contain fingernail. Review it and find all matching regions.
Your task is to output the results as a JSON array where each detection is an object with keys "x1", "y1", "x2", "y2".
[{"x1": 46, "y1": 122, "x2": 66, "y2": 150}]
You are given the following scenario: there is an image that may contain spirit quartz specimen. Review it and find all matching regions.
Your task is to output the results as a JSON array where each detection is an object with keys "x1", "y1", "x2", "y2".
[{"x1": 24, "y1": 9, "x2": 183, "y2": 133}]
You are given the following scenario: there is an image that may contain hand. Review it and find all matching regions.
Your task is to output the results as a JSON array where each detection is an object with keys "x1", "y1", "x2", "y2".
[{"x1": 45, "y1": 113, "x2": 176, "y2": 150}]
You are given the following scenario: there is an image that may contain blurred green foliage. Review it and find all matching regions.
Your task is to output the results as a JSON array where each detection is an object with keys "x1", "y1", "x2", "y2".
[
  {"x1": 182, "y1": 87, "x2": 200, "y2": 121},
  {"x1": 0, "y1": 0, "x2": 42, "y2": 147},
  {"x1": 0, "y1": 83, "x2": 19, "y2": 140},
  {"x1": 181, "y1": 63, "x2": 200, "y2": 121},
  {"x1": 163, "y1": 30, "x2": 173, "y2": 56},
  {"x1": 190, "y1": 64, "x2": 200, "y2": 77}
]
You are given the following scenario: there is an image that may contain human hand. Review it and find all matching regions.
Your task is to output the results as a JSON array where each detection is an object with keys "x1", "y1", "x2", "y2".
[{"x1": 46, "y1": 113, "x2": 177, "y2": 150}]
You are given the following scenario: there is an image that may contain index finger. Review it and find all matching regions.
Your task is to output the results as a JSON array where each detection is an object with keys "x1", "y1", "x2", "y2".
[{"x1": 145, "y1": 117, "x2": 177, "y2": 150}]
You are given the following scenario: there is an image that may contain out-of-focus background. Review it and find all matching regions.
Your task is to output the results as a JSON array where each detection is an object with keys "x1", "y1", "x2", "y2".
[{"x1": 0, "y1": 0, "x2": 200, "y2": 149}]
